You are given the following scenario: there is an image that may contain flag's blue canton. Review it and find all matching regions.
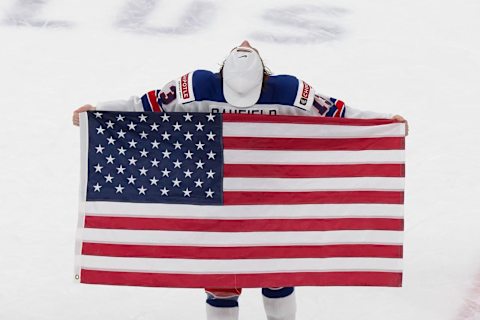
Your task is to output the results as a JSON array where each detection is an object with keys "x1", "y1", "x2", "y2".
[{"x1": 86, "y1": 111, "x2": 223, "y2": 205}]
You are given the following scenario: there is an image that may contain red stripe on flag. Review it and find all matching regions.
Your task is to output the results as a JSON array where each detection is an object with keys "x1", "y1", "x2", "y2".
[
  {"x1": 224, "y1": 164, "x2": 405, "y2": 178},
  {"x1": 81, "y1": 270, "x2": 403, "y2": 287},
  {"x1": 224, "y1": 191, "x2": 404, "y2": 205},
  {"x1": 84, "y1": 216, "x2": 404, "y2": 231},
  {"x1": 222, "y1": 114, "x2": 397, "y2": 126},
  {"x1": 148, "y1": 91, "x2": 162, "y2": 112},
  {"x1": 223, "y1": 137, "x2": 404, "y2": 151},
  {"x1": 81, "y1": 243, "x2": 403, "y2": 259}
]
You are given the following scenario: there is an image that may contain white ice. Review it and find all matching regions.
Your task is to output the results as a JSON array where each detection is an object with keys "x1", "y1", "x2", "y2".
[{"x1": 0, "y1": 0, "x2": 480, "y2": 319}]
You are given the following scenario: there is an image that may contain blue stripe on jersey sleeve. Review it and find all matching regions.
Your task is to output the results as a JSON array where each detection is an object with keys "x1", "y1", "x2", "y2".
[
  {"x1": 326, "y1": 106, "x2": 338, "y2": 117},
  {"x1": 141, "y1": 94, "x2": 153, "y2": 112}
]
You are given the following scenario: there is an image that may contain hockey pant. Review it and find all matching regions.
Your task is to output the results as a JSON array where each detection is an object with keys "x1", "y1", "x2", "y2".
[{"x1": 205, "y1": 287, "x2": 296, "y2": 320}]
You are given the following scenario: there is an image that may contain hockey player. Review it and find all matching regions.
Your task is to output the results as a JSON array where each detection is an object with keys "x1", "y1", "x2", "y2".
[{"x1": 72, "y1": 40, "x2": 408, "y2": 320}]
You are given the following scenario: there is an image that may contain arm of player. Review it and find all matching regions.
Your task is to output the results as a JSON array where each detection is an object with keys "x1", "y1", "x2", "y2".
[
  {"x1": 312, "y1": 93, "x2": 408, "y2": 136},
  {"x1": 71, "y1": 97, "x2": 143, "y2": 126},
  {"x1": 72, "y1": 80, "x2": 181, "y2": 126}
]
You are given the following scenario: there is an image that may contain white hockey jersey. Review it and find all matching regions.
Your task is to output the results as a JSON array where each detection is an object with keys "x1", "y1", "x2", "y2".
[{"x1": 96, "y1": 70, "x2": 392, "y2": 119}]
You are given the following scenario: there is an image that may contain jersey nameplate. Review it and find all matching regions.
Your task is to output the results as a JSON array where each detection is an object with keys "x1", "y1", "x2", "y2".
[
  {"x1": 293, "y1": 80, "x2": 315, "y2": 111},
  {"x1": 176, "y1": 72, "x2": 196, "y2": 104}
]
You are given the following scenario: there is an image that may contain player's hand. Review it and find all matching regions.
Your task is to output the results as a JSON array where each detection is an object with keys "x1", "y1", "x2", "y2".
[
  {"x1": 72, "y1": 104, "x2": 95, "y2": 126},
  {"x1": 392, "y1": 114, "x2": 408, "y2": 136}
]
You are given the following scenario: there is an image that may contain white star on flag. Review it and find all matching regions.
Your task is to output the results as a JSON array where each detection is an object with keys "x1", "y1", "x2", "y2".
[
  {"x1": 173, "y1": 141, "x2": 182, "y2": 149},
  {"x1": 194, "y1": 179, "x2": 203, "y2": 188},
  {"x1": 117, "y1": 130, "x2": 126, "y2": 138},
  {"x1": 205, "y1": 188, "x2": 214, "y2": 198},
  {"x1": 206, "y1": 170, "x2": 215, "y2": 179},
  {"x1": 184, "y1": 131, "x2": 193, "y2": 140},
  {"x1": 137, "y1": 186, "x2": 147, "y2": 195},
  {"x1": 138, "y1": 114, "x2": 148, "y2": 122},
  {"x1": 127, "y1": 122, "x2": 137, "y2": 130},
  {"x1": 127, "y1": 175, "x2": 136, "y2": 185},
  {"x1": 206, "y1": 131, "x2": 216, "y2": 141},
  {"x1": 184, "y1": 169, "x2": 193, "y2": 178},
  {"x1": 107, "y1": 137, "x2": 116, "y2": 145},
  {"x1": 195, "y1": 160, "x2": 205, "y2": 169},
  {"x1": 195, "y1": 141, "x2": 205, "y2": 150},
  {"x1": 162, "y1": 149, "x2": 171, "y2": 159},
  {"x1": 161, "y1": 168, "x2": 171, "y2": 177},
  {"x1": 160, "y1": 187, "x2": 169, "y2": 196},
  {"x1": 161, "y1": 114, "x2": 170, "y2": 122},
  {"x1": 106, "y1": 155, "x2": 115, "y2": 164},
  {"x1": 128, "y1": 140, "x2": 138, "y2": 148},
  {"x1": 150, "y1": 158, "x2": 160, "y2": 167},
  {"x1": 173, "y1": 122, "x2": 182, "y2": 131},
  {"x1": 93, "y1": 183, "x2": 102, "y2": 192},
  {"x1": 96, "y1": 126, "x2": 105, "y2": 135},
  {"x1": 172, "y1": 178, "x2": 181, "y2": 187},
  {"x1": 139, "y1": 149, "x2": 149, "y2": 157},
  {"x1": 139, "y1": 167, "x2": 148, "y2": 176},
  {"x1": 162, "y1": 131, "x2": 171, "y2": 140},
  {"x1": 183, "y1": 113, "x2": 193, "y2": 121},
  {"x1": 195, "y1": 122, "x2": 204, "y2": 131},
  {"x1": 173, "y1": 160, "x2": 182, "y2": 168},
  {"x1": 150, "y1": 177, "x2": 159, "y2": 185},
  {"x1": 115, "y1": 184, "x2": 124, "y2": 193},
  {"x1": 150, "y1": 123, "x2": 159, "y2": 131},
  {"x1": 207, "y1": 151, "x2": 216, "y2": 160},
  {"x1": 117, "y1": 147, "x2": 127, "y2": 155}
]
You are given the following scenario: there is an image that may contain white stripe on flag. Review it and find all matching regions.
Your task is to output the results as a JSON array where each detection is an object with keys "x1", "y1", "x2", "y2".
[
  {"x1": 223, "y1": 177, "x2": 405, "y2": 191},
  {"x1": 80, "y1": 255, "x2": 403, "y2": 273},
  {"x1": 84, "y1": 202, "x2": 404, "y2": 219},
  {"x1": 223, "y1": 122, "x2": 405, "y2": 138},
  {"x1": 223, "y1": 150, "x2": 405, "y2": 164},
  {"x1": 81, "y1": 229, "x2": 403, "y2": 246}
]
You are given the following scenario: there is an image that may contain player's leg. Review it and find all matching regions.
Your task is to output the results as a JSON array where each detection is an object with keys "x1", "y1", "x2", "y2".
[
  {"x1": 262, "y1": 287, "x2": 296, "y2": 320},
  {"x1": 205, "y1": 288, "x2": 242, "y2": 320}
]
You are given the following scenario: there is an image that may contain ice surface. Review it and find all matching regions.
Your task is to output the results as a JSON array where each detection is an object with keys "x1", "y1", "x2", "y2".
[{"x1": 1, "y1": 0, "x2": 480, "y2": 319}]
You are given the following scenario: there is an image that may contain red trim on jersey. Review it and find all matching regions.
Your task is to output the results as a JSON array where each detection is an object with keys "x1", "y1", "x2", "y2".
[
  {"x1": 335, "y1": 100, "x2": 345, "y2": 118},
  {"x1": 148, "y1": 91, "x2": 162, "y2": 112}
]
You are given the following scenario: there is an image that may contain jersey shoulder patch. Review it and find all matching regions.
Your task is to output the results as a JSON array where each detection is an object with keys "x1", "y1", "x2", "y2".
[
  {"x1": 293, "y1": 79, "x2": 315, "y2": 111},
  {"x1": 176, "y1": 71, "x2": 196, "y2": 104}
]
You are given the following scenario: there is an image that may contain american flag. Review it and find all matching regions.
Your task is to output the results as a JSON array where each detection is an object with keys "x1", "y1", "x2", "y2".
[{"x1": 75, "y1": 111, "x2": 405, "y2": 288}]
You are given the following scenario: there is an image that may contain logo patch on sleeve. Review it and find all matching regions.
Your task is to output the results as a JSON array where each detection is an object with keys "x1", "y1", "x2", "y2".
[
  {"x1": 294, "y1": 80, "x2": 315, "y2": 110},
  {"x1": 176, "y1": 72, "x2": 196, "y2": 104}
]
